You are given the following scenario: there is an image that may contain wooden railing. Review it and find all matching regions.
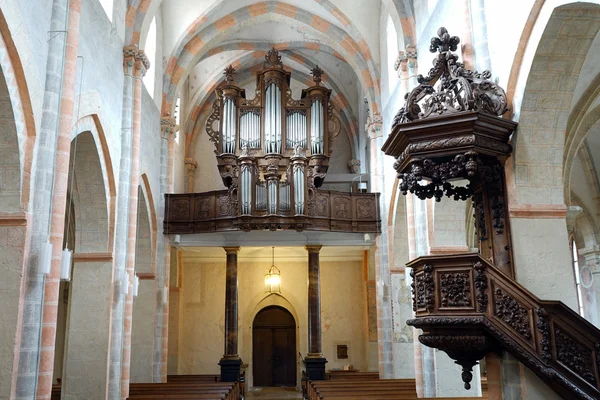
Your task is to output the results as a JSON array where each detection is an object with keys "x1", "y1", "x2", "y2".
[
  {"x1": 407, "y1": 253, "x2": 600, "y2": 400},
  {"x1": 163, "y1": 189, "x2": 381, "y2": 234}
]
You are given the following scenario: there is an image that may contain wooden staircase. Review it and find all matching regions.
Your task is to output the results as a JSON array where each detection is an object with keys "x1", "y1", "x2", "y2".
[{"x1": 407, "y1": 253, "x2": 600, "y2": 400}]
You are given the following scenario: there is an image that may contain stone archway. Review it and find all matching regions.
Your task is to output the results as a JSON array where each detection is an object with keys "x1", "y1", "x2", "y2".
[{"x1": 60, "y1": 130, "x2": 113, "y2": 399}]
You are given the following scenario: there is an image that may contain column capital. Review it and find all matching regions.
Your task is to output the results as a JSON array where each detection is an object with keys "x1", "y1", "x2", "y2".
[
  {"x1": 223, "y1": 246, "x2": 240, "y2": 254},
  {"x1": 394, "y1": 45, "x2": 417, "y2": 78},
  {"x1": 365, "y1": 113, "x2": 383, "y2": 139},
  {"x1": 305, "y1": 245, "x2": 323, "y2": 253},
  {"x1": 161, "y1": 116, "x2": 178, "y2": 141},
  {"x1": 123, "y1": 45, "x2": 151, "y2": 78}
]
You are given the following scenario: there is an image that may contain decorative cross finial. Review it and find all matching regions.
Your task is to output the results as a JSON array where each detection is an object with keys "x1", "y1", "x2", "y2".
[
  {"x1": 265, "y1": 47, "x2": 282, "y2": 66},
  {"x1": 429, "y1": 27, "x2": 460, "y2": 53},
  {"x1": 224, "y1": 65, "x2": 236, "y2": 83},
  {"x1": 311, "y1": 65, "x2": 324, "y2": 85}
]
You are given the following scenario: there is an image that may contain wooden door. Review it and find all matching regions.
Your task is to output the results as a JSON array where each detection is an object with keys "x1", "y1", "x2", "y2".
[{"x1": 253, "y1": 306, "x2": 296, "y2": 387}]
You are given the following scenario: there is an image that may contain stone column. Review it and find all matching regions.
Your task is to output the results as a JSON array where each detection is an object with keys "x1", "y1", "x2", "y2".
[
  {"x1": 367, "y1": 115, "x2": 394, "y2": 379},
  {"x1": 15, "y1": 0, "x2": 81, "y2": 398},
  {"x1": 153, "y1": 117, "x2": 177, "y2": 382},
  {"x1": 219, "y1": 247, "x2": 242, "y2": 382},
  {"x1": 120, "y1": 47, "x2": 149, "y2": 399},
  {"x1": 305, "y1": 245, "x2": 327, "y2": 380}
]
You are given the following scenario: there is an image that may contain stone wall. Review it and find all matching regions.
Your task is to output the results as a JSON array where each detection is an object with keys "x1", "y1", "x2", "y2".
[{"x1": 176, "y1": 253, "x2": 367, "y2": 388}]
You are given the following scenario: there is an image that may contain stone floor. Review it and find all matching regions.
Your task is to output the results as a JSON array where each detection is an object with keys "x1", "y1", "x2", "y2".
[{"x1": 246, "y1": 387, "x2": 303, "y2": 399}]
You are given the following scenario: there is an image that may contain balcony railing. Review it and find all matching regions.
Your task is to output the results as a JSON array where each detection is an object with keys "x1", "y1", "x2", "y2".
[{"x1": 163, "y1": 190, "x2": 381, "y2": 234}]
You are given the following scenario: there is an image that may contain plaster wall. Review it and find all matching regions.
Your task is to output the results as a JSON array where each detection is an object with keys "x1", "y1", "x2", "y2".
[
  {"x1": 131, "y1": 281, "x2": 155, "y2": 383},
  {"x1": 0, "y1": 225, "x2": 27, "y2": 398},
  {"x1": 77, "y1": 0, "x2": 126, "y2": 177},
  {"x1": 177, "y1": 256, "x2": 367, "y2": 388},
  {"x1": 62, "y1": 260, "x2": 112, "y2": 400},
  {"x1": 140, "y1": 88, "x2": 162, "y2": 206},
  {"x1": 1, "y1": 0, "x2": 53, "y2": 140},
  {"x1": 512, "y1": 218, "x2": 578, "y2": 310},
  {"x1": 432, "y1": 198, "x2": 468, "y2": 247}
]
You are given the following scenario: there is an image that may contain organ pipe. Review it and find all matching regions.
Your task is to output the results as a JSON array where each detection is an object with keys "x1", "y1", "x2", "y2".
[
  {"x1": 211, "y1": 54, "x2": 338, "y2": 221},
  {"x1": 256, "y1": 182, "x2": 266, "y2": 210},
  {"x1": 279, "y1": 183, "x2": 290, "y2": 212},
  {"x1": 268, "y1": 180, "x2": 278, "y2": 214},
  {"x1": 240, "y1": 112, "x2": 261, "y2": 149},
  {"x1": 293, "y1": 164, "x2": 305, "y2": 215},
  {"x1": 241, "y1": 165, "x2": 252, "y2": 214},
  {"x1": 310, "y1": 99, "x2": 324, "y2": 154}
]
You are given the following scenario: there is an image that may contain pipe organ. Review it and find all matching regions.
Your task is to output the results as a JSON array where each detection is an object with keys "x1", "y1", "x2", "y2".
[{"x1": 206, "y1": 48, "x2": 342, "y2": 222}]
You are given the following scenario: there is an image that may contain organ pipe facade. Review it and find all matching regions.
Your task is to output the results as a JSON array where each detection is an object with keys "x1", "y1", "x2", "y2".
[{"x1": 205, "y1": 49, "x2": 341, "y2": 219}]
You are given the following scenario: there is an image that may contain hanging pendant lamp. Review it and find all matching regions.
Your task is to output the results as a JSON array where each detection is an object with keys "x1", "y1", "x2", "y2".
[{"x1": 264, "y1": 247, "x2": 281, "y2": 294}]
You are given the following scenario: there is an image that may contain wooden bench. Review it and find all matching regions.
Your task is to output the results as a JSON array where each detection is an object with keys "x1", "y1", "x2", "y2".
[
  {"x1": 167, "y1": 374, "x2": 220, "y2": 383},
  {"x1": 127, "y1": 381, "x2": 239, "y2": 400},
  {"x1": 309, "y1": 376, "x2": 489, "y2": 400},
  {"x1": 167, "y1": 373, "x2": 245, "y2": 398}
]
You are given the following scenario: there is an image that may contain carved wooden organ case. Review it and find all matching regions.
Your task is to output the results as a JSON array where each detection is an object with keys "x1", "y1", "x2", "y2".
[{"x1": 206, "y1": 49, "x2": 340, "y2": 220}]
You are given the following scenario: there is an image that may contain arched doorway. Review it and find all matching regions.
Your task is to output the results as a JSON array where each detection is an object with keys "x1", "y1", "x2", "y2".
[{"x1": 252, "y1": 306, "x2": 296, "y2": 387}]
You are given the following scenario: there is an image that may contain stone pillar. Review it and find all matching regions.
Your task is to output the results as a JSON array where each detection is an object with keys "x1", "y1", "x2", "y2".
[
  {"x1": 367, "y1": 115, "x2": 394, "y2": 379},
  {"x1": 15, "y1": 0, "x2": 81, "y2": 398},
  {"x1": 62, "y1": 254, "x2": 113, "y2": 400},
  {"x1": 219, "y1": 247, "x2": 242, "y2": 382},
  {"x1": 107, "y1": 46, "x2": 149, "y2": 400},
  {"x1": 120, "y1": 46, "x2": 149, "y2": 400},
  {"x1": 154, "y1": 117, "x2": 177, "y2": 382},
  {"x1": 305, "y1": 245, "x2": 327, "y2": 380}
]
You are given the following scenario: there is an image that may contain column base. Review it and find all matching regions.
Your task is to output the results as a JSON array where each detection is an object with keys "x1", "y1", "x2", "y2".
[
  {"x1": 219, "y1": 357, "x2": 243, "y2": 382},
  {"x1": 304, "y1": 356, "x2": 328, "y2": 381}
]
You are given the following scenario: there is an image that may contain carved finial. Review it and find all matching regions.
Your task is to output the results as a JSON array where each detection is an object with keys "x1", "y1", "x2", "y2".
[
  {"x1": 224, "y1": 65, "x2": 236, "y2": 83},
  {"x1": 430, "y1": 27, "x2": 460, "y2": 53},
  {"x1": 311, "y1": 65, "x2": 324, "y2": 85},
  {"x1": 391, "y1": 27, "x2": 508, "y2": 127},
  {"x1": 265, "y1": 47, "x2": 282, "y2": 66}
]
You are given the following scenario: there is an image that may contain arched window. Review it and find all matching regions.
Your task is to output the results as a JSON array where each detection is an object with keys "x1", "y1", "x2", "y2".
[
  {"x1": 143, "y1": 17, "x2": 157, "y2": 98},
  {"x1": 386, "y1": 16, "x2": 399, "y2": 94},
  {"x1": 571, "y1": 238, "x2": 585, "y2": 316},
  {"x1": 99, "y1": 0, "x2": 113, "y2": 22}
]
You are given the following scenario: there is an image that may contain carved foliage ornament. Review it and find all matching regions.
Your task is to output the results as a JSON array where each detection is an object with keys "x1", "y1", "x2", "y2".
[
  {"x1": 411, "y1": 264, "x2": 435, "y2": 312},
  {"x1": 440, "y1": 272, "x2": 471, "y2": 308},
  {"x1": 265, "y1": 47, "x2": 282, "y2": 67},
  {"x1": 555, "y1": 327, "x2": 596, "y2": 385},
  {"x1": 494, "y1": 287, "x2": 532, "y2": 341},
  {"x1": 392, "y1": 27, "x2": 508, "y2": 128},
  {"x1": 473, "y1": 262, "x2": 488, "y2": 313}
]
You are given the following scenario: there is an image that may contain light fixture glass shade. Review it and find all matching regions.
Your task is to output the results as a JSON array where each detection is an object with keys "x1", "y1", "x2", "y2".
[
  {"x1": 265, "y1": 265, "x2": 281, "y2": 293},
  {"x1": 120, "y1": 272, "x2": 129, "y2": 295},
  {"x1": 38, "y1": 241, "x2": 53, "y2": 275},
  {"x1": 60, "y1": 249, "x2": 72, "y2": 281},
  {"x1": 133, "y1": 275, "x2": 139, "y2": 297}
]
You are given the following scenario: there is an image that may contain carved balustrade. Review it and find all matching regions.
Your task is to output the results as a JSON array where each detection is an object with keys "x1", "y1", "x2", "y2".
[
  {"x1": 163, "y1": 190, "x2": 381, "y2": 234},
  {"x1": 407, "y1": 253, "x2": 600, "y2": 400}
]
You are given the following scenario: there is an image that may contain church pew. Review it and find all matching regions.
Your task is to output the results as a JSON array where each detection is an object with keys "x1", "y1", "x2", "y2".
[
  {"x1": 327, "y1": 371, "x2": 380, "y2": 380},
  {"x1": 128, "y1": 381, "x2": 238, "y2": 400},
  {"x1": 309, "y1": 378, "x2": 488, "y2": 400},
  {"x1": 308, "y1": 379, "x2": 416, "y2": 400},
  {"x1": 167, "y1": 374, "x2": 220, "y2": 382}
]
